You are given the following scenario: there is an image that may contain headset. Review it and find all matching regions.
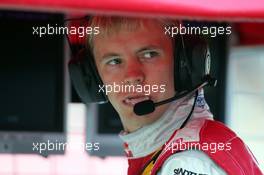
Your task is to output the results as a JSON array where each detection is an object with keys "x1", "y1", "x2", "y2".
[{"x1": 68, "y1": 23, "x2": 214, "y2": 105}]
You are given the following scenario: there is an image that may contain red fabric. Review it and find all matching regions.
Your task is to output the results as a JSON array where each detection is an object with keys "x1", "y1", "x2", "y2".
[
  {"x1": 237, "y1": 23, "x2": 264, "y2": 45},
  {"x1": 151, "y1": 120, "x2": 263, "y2": 175},
  {"x1": 127, "y1": 153, "x2": 154, "y2": 175},
  {"x1": 0, "y1": 0, "x2": 264, "y2": 20}
]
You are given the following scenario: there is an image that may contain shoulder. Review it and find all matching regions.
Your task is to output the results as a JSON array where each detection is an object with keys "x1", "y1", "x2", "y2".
[
  {"x1": 170, "y1": 118, "x2": 237, "y2": 144},
  {"x1": 157, "y1": 150, "x2": 227, "y2": 175},
  {"x1": 200, "y1": 119, "x2": 237, "y2": 141},
  {"x1": 157, "y1": 119, "x2": 262, "y2": 175}
]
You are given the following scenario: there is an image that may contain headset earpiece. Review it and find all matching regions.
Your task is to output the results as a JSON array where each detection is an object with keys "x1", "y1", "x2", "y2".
[
  {"x1": 68, "y1": 48, "x2": 107, "y2": 104},
  {"x1": 174, "y1": 35, "x2": 211, "y2": 93}
]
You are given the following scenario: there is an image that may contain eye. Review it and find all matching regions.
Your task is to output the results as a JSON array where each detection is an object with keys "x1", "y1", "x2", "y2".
[
  {"x1": 105, "y1": 57, "x2": 122, "y2": 65},
  {"x1": 140, "y1": 50, "x2": 160, "y2": 60}
]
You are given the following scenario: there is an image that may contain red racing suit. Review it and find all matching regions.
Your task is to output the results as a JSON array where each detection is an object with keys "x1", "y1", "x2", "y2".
[{"x1": 120, "y1": 90, "x2": 263, "y2": 175}]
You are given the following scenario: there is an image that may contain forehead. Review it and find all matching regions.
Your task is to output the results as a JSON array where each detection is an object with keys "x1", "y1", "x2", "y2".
[{"x1": 92, "y1": 19, "x2": 171, "y2": 56}]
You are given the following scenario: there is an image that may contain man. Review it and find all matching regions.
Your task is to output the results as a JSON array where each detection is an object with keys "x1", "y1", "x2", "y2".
[{"x1": 73, "y1": 16, "x2": 263, "y2": 175}]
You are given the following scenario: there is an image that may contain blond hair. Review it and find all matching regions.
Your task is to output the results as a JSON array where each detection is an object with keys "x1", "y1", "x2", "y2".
[{"x1": 87, "y1": 16, "x2": 178, "y2": 51}]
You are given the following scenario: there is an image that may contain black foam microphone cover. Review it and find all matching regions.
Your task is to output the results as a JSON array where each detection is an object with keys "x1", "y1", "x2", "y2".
[{"x1": 134, "y1": 100, "x2": 155, "y2": 116}]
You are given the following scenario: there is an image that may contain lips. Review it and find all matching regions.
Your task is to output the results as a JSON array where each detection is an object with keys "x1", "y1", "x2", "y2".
[{"x1": 123, "y1": 95, "x2": 150, "y2": 106}]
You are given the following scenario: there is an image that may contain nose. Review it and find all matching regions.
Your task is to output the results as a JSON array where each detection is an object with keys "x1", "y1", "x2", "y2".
[{"x1": 124, "y1": 60, "x2": 145, "y2": 85}]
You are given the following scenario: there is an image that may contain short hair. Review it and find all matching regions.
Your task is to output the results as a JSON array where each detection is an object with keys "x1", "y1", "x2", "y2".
[{"x1": 87, "y1": 16, "x2": 178, "y2": 52}]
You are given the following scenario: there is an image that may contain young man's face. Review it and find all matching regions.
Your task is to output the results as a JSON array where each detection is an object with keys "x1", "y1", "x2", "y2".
[{"x1": 93, "y1": 20, "x2": 175, "y2": 132}]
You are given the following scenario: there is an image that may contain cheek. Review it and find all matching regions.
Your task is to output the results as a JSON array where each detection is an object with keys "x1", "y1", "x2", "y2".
[
  {"x1": 150, "y1": 60, "x2": 174, "y2": 80},
  {"x1": 101, "y1": 74, "x2": 123, "y2": 88},
  {"x1": 150, "y1": 61, "x2": 174, "y2": 92},
  {"x1": 96, "y1": 63, "x2": 124, "y2": 85},
  {"x1": 162, "y1": 56, "x2": 174, "y2": 82},
  {"x1": 97, "y1": 69, "x2": 123, "y2": 100},
  {"x1": 97, "y1": 66, "x2": 116, "y2": 85},
  {"x1": 107, "y1": 92, "x2": 117, "y2": 104}
]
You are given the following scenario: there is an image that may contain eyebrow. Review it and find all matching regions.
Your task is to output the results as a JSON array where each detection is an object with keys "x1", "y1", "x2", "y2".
[
  {"x1": 100, "y1": 53, "x2": 120, "y2": 61},
  {"x1": 136, "y1": 45, "x2": 161, "y2": 54}
]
